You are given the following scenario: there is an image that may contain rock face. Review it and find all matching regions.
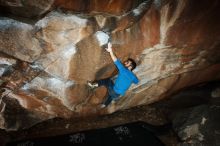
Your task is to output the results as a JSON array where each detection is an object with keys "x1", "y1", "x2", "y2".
[
  {"x1": 171, "y1": 104, "x2": 220, "y2": 146},
  {"x1": 0, "y1": 0, "x2": 54, "y2": 18},
  {"x1": 0, "y1": 0, "x2": 220, "y2": 130},
  {"x1": 157, "y1": 82, "x2": 220, "y2": 146}
]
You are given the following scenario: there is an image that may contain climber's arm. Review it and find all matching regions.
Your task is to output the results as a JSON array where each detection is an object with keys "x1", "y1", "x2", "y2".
[{"x1": 105, "y1": 42, "x2": 117, "y2": 62}]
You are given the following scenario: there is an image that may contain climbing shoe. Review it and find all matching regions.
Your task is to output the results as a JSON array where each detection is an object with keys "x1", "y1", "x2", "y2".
[{"x1": 87, "y1": 81, "x2": 98, "y2": 89}]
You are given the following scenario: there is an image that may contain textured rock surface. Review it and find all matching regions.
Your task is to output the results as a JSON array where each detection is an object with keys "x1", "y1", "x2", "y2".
[
  {"x1": 153, "y1": 81, "x2": 220, "y2": 146},
  {"x1": 0, "y1": 18, "x2": 42, "y2": 62},
  {"x1": 171, "y1": 104, "x2": 220, "y2": 146},
  {"x1": 0, "y1": 0, "x2": 220, "y2": 130},
  {"x1": 0, "y1": 0, "x2": 54, "y2": 18}
]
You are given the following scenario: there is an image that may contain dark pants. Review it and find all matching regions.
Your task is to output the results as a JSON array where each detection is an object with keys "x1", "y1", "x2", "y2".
[{"x1": 97, "y1": 78, "x2": 120, "y2": 106}]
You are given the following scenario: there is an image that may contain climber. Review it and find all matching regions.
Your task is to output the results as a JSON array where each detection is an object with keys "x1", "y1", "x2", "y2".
[{"x1": 87, "y1": 42, "x2": 139, "y2": 108}]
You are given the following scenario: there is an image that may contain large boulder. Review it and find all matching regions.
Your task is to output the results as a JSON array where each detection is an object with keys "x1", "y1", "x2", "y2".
[
  {"x1": 171, "y1": 105, "x2": 220, "y2": 146},
  {"x1": 0, "y1": 0, "x2": 220, "y2": 130}
]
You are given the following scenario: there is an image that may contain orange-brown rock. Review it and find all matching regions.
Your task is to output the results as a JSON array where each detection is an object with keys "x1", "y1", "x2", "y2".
[
  {"x1": 54, "y1": 0, "x2": 147, "y2": 15},
  {"x1": 0, "y1": 0, "x2": 54, "y2": 18}
]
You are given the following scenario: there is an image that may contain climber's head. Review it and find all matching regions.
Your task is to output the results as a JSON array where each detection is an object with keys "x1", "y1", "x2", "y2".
[{"x1": 124, "y1": 58, "x2": 137, "y2": 71}]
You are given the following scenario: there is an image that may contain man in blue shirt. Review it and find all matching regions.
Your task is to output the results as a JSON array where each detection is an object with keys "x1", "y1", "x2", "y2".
[{"x1": 88, "y1": 42, "x2": 139, "y2": 108}]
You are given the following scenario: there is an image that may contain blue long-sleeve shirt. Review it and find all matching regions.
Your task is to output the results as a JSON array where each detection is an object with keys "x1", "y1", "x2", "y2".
[{"x1": 113, "y1": 59, "x2": 139, "y2": 95}]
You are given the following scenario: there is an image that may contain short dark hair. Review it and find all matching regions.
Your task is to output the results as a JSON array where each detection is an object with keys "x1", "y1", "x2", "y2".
[{"x1": 127, "y1": 58, "x2": 137, "y2": 71}]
